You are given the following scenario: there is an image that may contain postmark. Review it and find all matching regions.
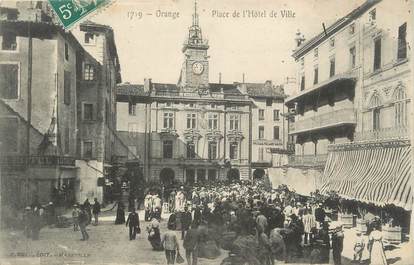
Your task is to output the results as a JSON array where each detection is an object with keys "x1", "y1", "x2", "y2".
[{"x1": 48, "y1": 0, "x2": 112, "y2": 28}]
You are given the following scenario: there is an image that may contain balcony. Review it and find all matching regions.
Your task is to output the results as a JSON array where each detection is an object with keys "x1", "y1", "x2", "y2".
[
  {"x1": 251, "y1": 161, "x2": 272, "y2": 168},
  {"x1": 290, "y1": 108, "x2": 356, "y2": 135},
  {"x1": 354, "y1": 127, "x2": 409, "y2": 142},
  {"x1": 159, "y1": 128, "x2": 178, "y2": 137},
  {"x1": 288, "y1": 154, "x2": 328, "y2": 167},
  {"x1": 253, "y1": 139, "x2": 283, "y2": 146},
  {"x1": 285, "y1": 71, "x2": 357, "y2": 105},
  {"x1": 178, "y1": 158, "x2": 222, "y2": 167},
  {"x1": 0, "y1": 155, "x2": 76, "y2": 169}
]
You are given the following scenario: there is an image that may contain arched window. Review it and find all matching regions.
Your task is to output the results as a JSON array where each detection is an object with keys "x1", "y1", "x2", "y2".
[
  {"x1": 393, "y1": 85, "x2": 407, "y2": 127},
  {"x1": 369, "y1": 92, "x2": 382, "y2": 108},
  {"x1": 369, "y1": 93, "x2": 382, "y2": 130}
]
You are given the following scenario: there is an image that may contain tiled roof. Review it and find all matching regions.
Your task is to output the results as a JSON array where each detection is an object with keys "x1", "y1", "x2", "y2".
[
  {"x1": 116, "y1": 83, "x2": 148, "y2": 96},
  {"x1": 117, "y1": 82, "x2": 245, "y2": 96},
  {"x1": 80, "y1": 20, "x2": 113, "y2": 31},
  {"x1": 244, "y1": 82, "x2": 286, "y2": 99},
  {"x1": 209, "y1": 83, "x2": 241, "y2": 95},
  {"x1": 153, "y1": 83, "x2": 179, "y2": 91}
]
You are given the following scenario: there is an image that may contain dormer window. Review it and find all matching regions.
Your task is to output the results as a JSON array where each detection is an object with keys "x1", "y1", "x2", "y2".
[
  {"x1": 84, "y1": 33, "x2": 95, "y2": 44},
  {"x1": 329, "y1": 38, "x2": 335, "y2": 48},
  {"x1": 349, "y1": 23, "x2": 355, "y2": 35},
  {"x1": 2, "y1": 32, "x2": 17, "y2": 51},
  {"x1": 369, "y1": 9, "x2": 376, "y2": 24}
]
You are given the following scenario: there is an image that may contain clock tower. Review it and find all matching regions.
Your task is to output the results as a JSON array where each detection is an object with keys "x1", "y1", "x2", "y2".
[{"x1": 179, "y1": 0, "x2": 209, "y2": 90}]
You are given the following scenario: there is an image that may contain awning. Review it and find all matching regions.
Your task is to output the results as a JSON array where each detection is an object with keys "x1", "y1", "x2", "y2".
[{"x1": 320, "y1": 142, "x2": 413, "y2": 210}]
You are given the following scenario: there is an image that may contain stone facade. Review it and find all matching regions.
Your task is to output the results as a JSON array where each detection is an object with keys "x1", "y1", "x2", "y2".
[
  {"x1": 286, "y1": 0, "x2": 411, "y2": 169},
  {"x1": 247, "y1": 81, "x2": 287, "y2": 178},
  {"x1": 0, "y1": 19, "x2": 79, "y2": 207},
  {"x1": 0, "y1": 4, "x2": 130, "y2": 208},
  {"x1": 116, "y1": 6, "x2": 253, "y2": 184}
]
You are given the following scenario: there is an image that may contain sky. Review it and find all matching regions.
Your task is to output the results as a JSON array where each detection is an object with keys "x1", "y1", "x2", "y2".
[{"x1": 91, "y1": 0, "x2": 366, "y2": 91}]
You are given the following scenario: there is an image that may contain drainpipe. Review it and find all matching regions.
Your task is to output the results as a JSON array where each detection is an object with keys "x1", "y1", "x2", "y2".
[
  {"x1": 26, "y1": 21, "x2": 33, "y2": 206},
  {"x1": 248, "y1": 103, "x2": 252, "y2": 180},
  {"x1": 143, "y1": 102, "x2": 147, "y2": 181},
  {"x1": 409, "y1": 0, "x2": 414, "y2": 246}
]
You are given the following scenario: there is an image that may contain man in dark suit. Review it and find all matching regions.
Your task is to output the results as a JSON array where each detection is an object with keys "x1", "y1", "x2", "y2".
[
  {"x1": 183, "y1": 223, "x2": 200, "y2": 265},
  {"x1": 92, "y1": 198, "x2": 101, "y2": 226},
  {"x1": 181, "y1": 206, "x2": 192, "y2": 240},
  {"x1": 315, "y1": 203, "x2": 326, "y2": 225},
  {"x1": 126, "y1": 208, "x2": 140, "y2": 240},
  {"x1": 78, "y1": 206, "x2": 89, "y2": 241}
]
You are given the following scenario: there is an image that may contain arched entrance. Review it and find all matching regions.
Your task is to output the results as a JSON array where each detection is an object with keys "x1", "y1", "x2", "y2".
[
  {"x1": 227, "y1": 168, "x2": 240, "y2": 182},
  {"x1": 253, "y1": 169, "x2": 266, "y2": 180},
  {"x1": 160, "y1": 168, "x2": 175, "y2": 185}
]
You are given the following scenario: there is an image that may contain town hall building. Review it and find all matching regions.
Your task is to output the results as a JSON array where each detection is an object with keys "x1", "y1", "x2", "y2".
[{"x1": 116, "y1": 4, "x2": 255, "y2": 184}]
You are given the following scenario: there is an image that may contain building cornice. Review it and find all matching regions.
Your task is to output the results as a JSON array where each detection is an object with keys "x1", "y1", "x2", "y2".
[{"x1": 292, "y1": 0, "x2": 381, "y2": 60}]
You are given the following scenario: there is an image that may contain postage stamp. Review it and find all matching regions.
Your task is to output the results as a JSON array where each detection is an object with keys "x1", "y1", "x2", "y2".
[{"x1": 48, "y1": 0, "x2": 111, "y2": 28}]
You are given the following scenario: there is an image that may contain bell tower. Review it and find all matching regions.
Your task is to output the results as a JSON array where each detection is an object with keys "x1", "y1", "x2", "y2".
[{"x1": 179, "y1": 0, "x2": 209, "y2": 90}]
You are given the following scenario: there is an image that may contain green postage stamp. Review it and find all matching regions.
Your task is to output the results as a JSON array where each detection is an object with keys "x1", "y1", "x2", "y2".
[{"x1": 48, "y1": 0, "x2": 111, "y2": 28}]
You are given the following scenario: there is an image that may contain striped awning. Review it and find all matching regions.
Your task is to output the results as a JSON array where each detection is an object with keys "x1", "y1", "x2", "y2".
[{"x1": 320, "y1": 142, "x2": 413, "y2": 211}]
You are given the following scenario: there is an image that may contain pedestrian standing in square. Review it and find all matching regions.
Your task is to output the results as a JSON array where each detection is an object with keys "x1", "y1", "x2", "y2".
[
  {"x1": 72, "y1": 204, "x2": 80, "y2": 231},
  {"x1": 126, "y1": 208, "x2": 140, "y2": 240},
  {"x1": 92, "y1": 198, "x2": 101, "y2": 225},
  {"x1": 161, "y1": 223, "x2": 180, "y2": 265},
  {"x1": 83, "y1": 198, "x2": 92, "y2": 225},
  {"x1": 331, "y1": 226, "x2": 344, "y2": 265},
  {"x1": 184, "y1": 223, "x2": 199, "y2": 265},
  {"x1": 23, "y1": 206, "x2": 32, "y2": 238},
  {"x1": 181, "y1": 206, "x2": 192, "y2": 240},
  {"x1": 78, "y1": 205, "x2": 89, "y2": 241}
]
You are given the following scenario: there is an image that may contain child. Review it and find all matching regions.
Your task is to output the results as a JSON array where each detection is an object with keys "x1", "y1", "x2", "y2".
[
  {"x1": 72, "y1": 204, "x2": 80, "y2": 231},
  {"x1": 353, "y1": 232, "x2": 365, "y2": 263}
]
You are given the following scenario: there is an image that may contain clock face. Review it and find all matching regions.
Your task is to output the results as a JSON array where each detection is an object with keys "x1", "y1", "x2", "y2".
[{"x1": 192, "y1": 62, "x2": 204, "y2": 75}]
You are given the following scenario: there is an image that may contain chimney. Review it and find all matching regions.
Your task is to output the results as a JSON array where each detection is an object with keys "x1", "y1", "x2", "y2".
[
  {"x1": 242, "y1": 73, "x2": 245, "y2": 83},
  {"x1": 295, "y1": 30, "x2": 306, "y2": 47},
  {"x1": 144, "y1": 78, "x2": 152, "y2": 92},
  {"x1": 219, "y1": 72, "x2": 222, "y2": 84},
  {"x1": 238, "y1": 83, "x2": 247, "y2": 94}
]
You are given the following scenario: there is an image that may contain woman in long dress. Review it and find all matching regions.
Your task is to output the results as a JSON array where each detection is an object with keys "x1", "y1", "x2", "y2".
[
  {"x1": 115, "y1": 201, "x2": 126, "y2": 224},
  {"x1": 368, "y1": 226, "x2": 388, "y2": 265}
]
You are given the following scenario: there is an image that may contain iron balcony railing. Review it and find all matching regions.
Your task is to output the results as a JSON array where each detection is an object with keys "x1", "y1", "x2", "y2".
[
  {"x1": 0, "y1": 155, "x2": 76, "y2": 168},
  {"x1": 253, "y1": 139, "x2": 283, "y2": 145},
  {"x1": 288, "y1": 154, "x2": 328, "y2": 167},
  {"x1": 354, "y1": 126, "x2": 409, "y2": 141},
  {"x1": 291, "y1": 108, "x2": 356, "y2": 134}
]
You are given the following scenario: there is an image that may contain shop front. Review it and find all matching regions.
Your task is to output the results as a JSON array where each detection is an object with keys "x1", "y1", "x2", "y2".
[{"x1": 320, "y1": 140, "x2": 412, "y2": 243}]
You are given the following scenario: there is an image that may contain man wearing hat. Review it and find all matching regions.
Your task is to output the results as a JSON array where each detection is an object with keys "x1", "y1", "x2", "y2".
[
  {"x1": 315, "y1": 203, "x2": 326, "y2": 227},
  {"x1": 331, "y1": 225, "x2": 344, "y2": 265},
  {"x1": 45, "y1": 202, "x2": 56, "y2": 228},
  {"x1": 23, "y1": 206, "x2": 33, "y2": 238},
  {"x1": 72, "y1": 204, "x2": 80, "y2": 231},
  {"x1": 126, "y1": 207, "x2": 140, "y2": 240},
  {"x1": 181, "y1": 206, "x2": 192, "y2": 240},
  {"x1": 78, "y1": 205, "x2": 89, "y2": 241}
]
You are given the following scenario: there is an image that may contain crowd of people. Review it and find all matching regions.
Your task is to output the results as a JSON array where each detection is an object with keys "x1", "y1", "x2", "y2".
[
  {"x1": 18, "y1": 178, "x2": 391, "y2": 265},
  {"x1": 141, "y1": 179, "x2": 389, "y2": 265}
]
